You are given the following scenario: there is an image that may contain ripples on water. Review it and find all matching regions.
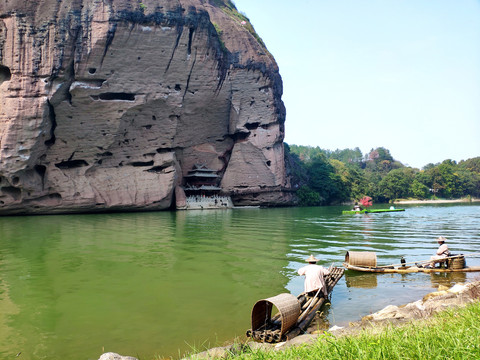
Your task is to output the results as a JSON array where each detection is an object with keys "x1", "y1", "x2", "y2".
[{"x1": 0, "y1": 204, "x2": 479, "y2": 359}]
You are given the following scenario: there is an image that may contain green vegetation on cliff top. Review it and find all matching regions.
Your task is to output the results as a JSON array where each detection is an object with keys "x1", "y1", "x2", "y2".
[{"x1": 210, "y1": 0, "x2": 268, "y2": 51}]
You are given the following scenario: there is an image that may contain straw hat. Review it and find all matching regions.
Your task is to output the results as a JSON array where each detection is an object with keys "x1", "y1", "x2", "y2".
[
  {"x1": 305, "y1": 254, "x2": 319, "y2": 263},
  {"x1": 436, "y1": 236, "x2": 447, "y2": 243}
]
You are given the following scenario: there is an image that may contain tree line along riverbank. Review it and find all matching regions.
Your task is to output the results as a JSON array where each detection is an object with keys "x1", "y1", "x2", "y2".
[{"x1": 286, "y1": 144, "x2": 480, "y2": 207}]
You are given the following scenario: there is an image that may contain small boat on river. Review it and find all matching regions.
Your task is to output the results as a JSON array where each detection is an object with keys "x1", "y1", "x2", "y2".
[
  {"x1": 343, "y1": 251, "x2": 480, "y2": 273},
  {"x1": 246, "y1": 267, "x2": 344, "y2": 343},
  {"x1": 342, "y1": 208, "x2": 405, "y2": 215},
  {"x1": 343, "y1": 196, "x2": 405, "y2": 215}
]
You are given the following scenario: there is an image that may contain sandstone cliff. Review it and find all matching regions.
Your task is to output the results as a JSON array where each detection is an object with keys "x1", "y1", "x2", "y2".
[{"x1": 0, "y1": 0, "x2": 292, "y2": 214}]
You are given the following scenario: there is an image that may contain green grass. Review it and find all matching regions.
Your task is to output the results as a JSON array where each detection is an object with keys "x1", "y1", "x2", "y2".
[
  {"x1": 222, "y1": 301, "x2": 480, "y2": 360},
  {"x1": 209, "y1": 0, "x2": 269, "y2": 53}
]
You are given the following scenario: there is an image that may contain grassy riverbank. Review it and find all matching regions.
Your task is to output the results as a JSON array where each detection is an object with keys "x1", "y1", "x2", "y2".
[{"x1": 221, "y1": 301, "x2": 480, "y2": 360}]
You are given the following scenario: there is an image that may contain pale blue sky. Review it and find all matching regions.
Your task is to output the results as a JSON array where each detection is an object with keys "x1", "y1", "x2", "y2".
[{"x1": 232, "y1": 0, "x2": 480, "y2": 168}]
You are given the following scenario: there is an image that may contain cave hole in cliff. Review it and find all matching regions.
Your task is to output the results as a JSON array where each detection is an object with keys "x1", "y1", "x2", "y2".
[
  {"x1": 88, "y1": 68, "x2": 97, "y2": 74},
  {"x1": 130, "y1": 161, "x2": 154, "y2": 167},
  {"x1": 245, "y1": 122, "x2": 260, "y2": 130},
  {"x1": 44, "y1": 101, "x2": 57, "y2": 146},
  {"x1": 34, "y1": 165, "x2": 47, "y2": 178},
  {"x1": 12, "y1": 176, "x2": 20, "y2": 186},
  {"x1": 266, "y1": 160, "x2": 271, "y2": 167},
  {"x1": 55, "y1": 160, "x2": 89, "y2": 169},
  {"x1": 98, "y1": 151, "x2": 113, "y2": 157},
  {"x1": 91, "y1": 93, "x2": 135, "y2": 101},
  {"x1": 187, "y1": 27, "x2": 194, "y2": 55},
  {"x1": 174, "y1": 84, "x2": 181, "y2": 91},
  {"x1": 146, "y1": 164, "x2": 169, "y2": 173},
  {"x1": 0, "y1": 65, "x2": 12, "y2": 83},
  {"x1": 1, "y1": 186, "x2": 21, "y2": 200},
  {"x1": 231, "y1": 132, "x2": 249, "y2": 142}
]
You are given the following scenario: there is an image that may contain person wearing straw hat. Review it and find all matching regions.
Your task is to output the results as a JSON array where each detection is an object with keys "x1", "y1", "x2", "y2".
[
  {"x1": 426, "y1": 236, "x2": 451, "y2": 267},
  {"x1": 297, "y1": 255, "x2": 330, "y2": 297}
]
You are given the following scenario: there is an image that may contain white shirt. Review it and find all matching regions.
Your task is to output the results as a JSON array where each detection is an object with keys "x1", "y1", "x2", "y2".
[
  {"x1": 436, "y1": 243, "x2": 450, "y2": 256},
  {"x1": 298, "y1": 264, "x2": 329, "y2": 295}
]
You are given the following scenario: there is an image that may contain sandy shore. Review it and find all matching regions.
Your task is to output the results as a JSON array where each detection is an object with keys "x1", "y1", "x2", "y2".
[{"x1": 393, "y1": 198, "x2": 479, "y2": 205}]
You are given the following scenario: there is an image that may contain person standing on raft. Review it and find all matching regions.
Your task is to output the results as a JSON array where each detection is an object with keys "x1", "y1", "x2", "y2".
[{"x1": 298, "y1": 255, "x2": 330, "y2": 297}]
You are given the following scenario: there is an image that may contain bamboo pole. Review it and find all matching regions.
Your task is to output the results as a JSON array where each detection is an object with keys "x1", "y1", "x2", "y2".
[
  {"x1": 374, "y1": 253, "x2": 480, "y2": 268},
  {"x1": 296, "y1": 296, "x2": 321, "y2": 324},
  {"x1": 302, "y1": 296, "x2": 314, "y2": 310},
  {"x1": 273, "y1": 332, "x2": 281, "y2": 342},
  {"x1": 296, "y1": 298, "x2": 326, "y2": 331}
]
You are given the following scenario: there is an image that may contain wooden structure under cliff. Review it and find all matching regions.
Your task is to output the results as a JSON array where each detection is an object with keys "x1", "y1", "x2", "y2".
[
  {"x1": 177, "y1": 164, "x2": 233, "y2": 210},
  {"x1": 246, "y1": 267, "x2": 344, "y2": 343}
]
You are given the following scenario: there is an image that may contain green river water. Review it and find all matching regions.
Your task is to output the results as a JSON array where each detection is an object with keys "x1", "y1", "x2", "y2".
[{"x1": 0, "y1": 203, "x2": 479, "y2": 359}]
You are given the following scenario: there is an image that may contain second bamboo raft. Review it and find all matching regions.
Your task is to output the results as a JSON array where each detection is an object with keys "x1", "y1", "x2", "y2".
[{"x1": 246, "y1": 267, "x2": 345, "y2": 343}]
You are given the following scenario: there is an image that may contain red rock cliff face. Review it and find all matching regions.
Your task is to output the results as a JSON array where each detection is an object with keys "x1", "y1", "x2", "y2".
[{"x1": 0, "y1": 0, "x2": 292, "y2": 214}]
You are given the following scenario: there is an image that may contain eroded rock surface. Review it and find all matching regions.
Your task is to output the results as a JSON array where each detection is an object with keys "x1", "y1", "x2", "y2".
[{"x1": 0, "y1": 0, "x2": 292, "y2": 214}]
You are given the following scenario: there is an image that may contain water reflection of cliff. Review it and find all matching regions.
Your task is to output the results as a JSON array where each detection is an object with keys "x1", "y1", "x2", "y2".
[
  {"x1": 0, "y1": 210, "x2": 297, "y2": 359},
  {"x1": 174, "y1": 208, "x2": 291, "y2": 293}
]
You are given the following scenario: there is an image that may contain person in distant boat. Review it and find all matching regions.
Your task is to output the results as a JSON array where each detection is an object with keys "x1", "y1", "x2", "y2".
[
  {"x1": 352, "y1": 203, "x2": 363, "y2": 211},
  {"x1": 297, "y1": 255, "x2": 330, "y2": 297},
  {"x1": 426, "y1": 236, "x2": 450, "y2": 267}
]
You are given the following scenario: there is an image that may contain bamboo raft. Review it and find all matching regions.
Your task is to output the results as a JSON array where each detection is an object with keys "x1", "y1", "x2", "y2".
[
  {"x1": 246, "y1": 267, "x2": 344, "y2": 343},
  {"x1": 343, "y1": 251, "x2": 480, "y2": 273}
]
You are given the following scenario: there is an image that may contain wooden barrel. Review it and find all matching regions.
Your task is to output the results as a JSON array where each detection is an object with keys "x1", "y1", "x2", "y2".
[
  {"x1": 345, "y1": 251, "x2": 377, "y2": 267},
  {"x1": 447, "y1": 256, "x2": 465, "y2": 269}
]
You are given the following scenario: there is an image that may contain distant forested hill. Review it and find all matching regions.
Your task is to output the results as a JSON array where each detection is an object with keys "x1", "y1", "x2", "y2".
[{"x1": 286, "y1": 144, "x2": 480, "y2": 206}]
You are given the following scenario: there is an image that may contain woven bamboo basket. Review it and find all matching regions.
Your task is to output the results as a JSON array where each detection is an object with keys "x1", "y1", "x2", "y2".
[
  {"x1": 251, "y1": 293, "x2": 301, "y2": 336},
  {"x1": 447, "y1": 256, "x2": 465, "y2": 269},
  {"x1": 345, "y1": 251, "x2": 377, "y2": 267}
]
